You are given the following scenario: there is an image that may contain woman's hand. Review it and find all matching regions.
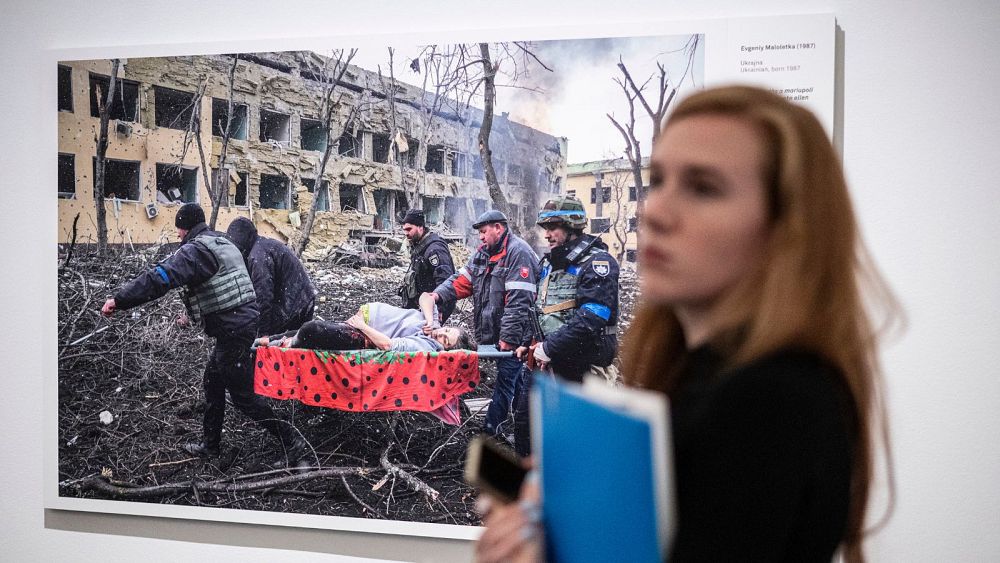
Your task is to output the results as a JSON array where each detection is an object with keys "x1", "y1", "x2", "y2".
[
  {"x1": 345, "y1": 314, "x2": 366, "y2": 330},
  {"x1": 475, "y1": 472, "x2": 543, "y2": 563}
]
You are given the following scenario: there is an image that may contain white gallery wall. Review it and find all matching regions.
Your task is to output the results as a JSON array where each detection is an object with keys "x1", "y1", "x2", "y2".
[{"x1": 2, "y1": 0, "x2": 998, "y2": 561}]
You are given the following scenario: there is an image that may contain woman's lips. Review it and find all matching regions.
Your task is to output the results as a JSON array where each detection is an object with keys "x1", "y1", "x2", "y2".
[{"x1": 639, "y1": 246, "x2": 671, "y2": 266}]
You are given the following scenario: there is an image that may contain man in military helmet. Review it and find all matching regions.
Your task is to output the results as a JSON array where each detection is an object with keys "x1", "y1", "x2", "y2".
[
  {"x1": 398, "y1": 209, "x2": 456, "y2": 322},
  {"x1": 512, "y1": 195, "x2": 620, "y2": 455},
  {"x1": 428, "y1": 209, "x2": 539, "y2": 439},
  {"x1": 101, "y1": 203, "x2": 309, "y2": 469}
]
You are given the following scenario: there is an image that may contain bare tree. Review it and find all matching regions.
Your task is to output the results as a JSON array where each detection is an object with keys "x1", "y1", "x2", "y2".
[
  {"x1": 295, "y1": 49, "x2": 359, "y2": 258},
  {"x1": 607, "y1": 35, "x2": 700, "y2": 217},
  {"x1": 92, "y1": 59, "x2": 120, "y2": 256},
  {"x1": 378, "y1": 46, "x2": 464, "y2": 214},
  {"x1": 207, "y1": 55, "x2": 240, "y2": 230},
  {"x1": 603, "y1": 161, "x2": 631, "y2": 264}
]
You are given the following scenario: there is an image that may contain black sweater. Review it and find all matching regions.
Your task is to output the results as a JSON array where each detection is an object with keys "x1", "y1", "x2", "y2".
[{"x1": 669, "y1": 346, "x2": 855, "y2": 562}]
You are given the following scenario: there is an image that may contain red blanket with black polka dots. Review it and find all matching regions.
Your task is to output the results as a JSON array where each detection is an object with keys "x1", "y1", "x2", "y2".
[{"x1": 254, "y1": 347, "x2": 481, "y2": 421}]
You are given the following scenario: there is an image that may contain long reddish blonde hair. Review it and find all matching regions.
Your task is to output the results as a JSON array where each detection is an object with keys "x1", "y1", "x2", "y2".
[{"x1": 621, "y1": 86, "x2": 898, "y2": 562}]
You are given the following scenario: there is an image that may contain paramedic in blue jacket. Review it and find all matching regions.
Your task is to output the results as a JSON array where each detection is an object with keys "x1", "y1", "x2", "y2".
[
  {"x1": 429, "y1": 209, "x2": 538, "y2": 438},
  {"x1": 512, "y1": 196, "x2": 620, "y2": 455},
  {"x1": 101, "y1": 203, "x2": 308, "y2": 469}
]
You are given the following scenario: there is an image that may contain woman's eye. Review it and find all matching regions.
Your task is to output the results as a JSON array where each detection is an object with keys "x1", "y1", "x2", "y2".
[{"x1": 688, "y1": 181, "x2": 721, "y2": 197}]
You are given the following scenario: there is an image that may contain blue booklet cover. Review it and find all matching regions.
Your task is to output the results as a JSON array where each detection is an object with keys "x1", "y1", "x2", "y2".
[{"x1": 532, "y1": 374, "x2": 674, "y2": 563}]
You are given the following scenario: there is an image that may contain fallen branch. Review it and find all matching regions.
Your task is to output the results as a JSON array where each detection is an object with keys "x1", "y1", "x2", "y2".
[
  {"x1": 78, "y1": 467, "x2": 366, "y2": 499},
  {"x1": 380, "y1": 445, "x2": 439, "y2": 501}
]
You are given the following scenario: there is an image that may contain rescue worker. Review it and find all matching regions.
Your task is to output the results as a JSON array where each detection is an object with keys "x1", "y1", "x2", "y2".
[
  {"x1": 398, "y1": 209, "x2": 456, "y2": 322},
  {"x1": 512, "y1": 196, "x2": 620, "y2": 455},
  {"x1": 100, "y1": 203, "x2": 308, "y2": 469},
  {"x1": 428, "y1": 209, "x2": 538, "y2": 438},
  {"x1": 226, "y1": 216, "x2": 316, "y2": 336}
]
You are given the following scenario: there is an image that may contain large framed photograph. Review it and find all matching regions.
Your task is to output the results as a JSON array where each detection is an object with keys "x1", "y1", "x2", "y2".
[{"x1": 49, "y1": 14, "x2": 834, "y2": 539}]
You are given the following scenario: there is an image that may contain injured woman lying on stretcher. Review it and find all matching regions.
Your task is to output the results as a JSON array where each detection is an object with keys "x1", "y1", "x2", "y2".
[{"x1": 257, "y1": 301, "x2": 475, "y2": 353}]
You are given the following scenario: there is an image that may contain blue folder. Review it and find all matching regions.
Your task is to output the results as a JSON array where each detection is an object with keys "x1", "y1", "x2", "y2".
[{"x1": 532, "y1": 374, "x2": 674, "y2": 563}]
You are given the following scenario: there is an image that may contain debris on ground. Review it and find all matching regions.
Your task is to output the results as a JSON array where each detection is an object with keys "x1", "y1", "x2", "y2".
[{"x1": 56, "y1": 243, "x2": 638, "y2": 525}]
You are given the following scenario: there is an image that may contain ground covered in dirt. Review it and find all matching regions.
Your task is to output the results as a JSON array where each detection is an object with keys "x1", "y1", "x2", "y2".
[{"x1": 57, "y1": 243, "x2": 638, "y2": 526}]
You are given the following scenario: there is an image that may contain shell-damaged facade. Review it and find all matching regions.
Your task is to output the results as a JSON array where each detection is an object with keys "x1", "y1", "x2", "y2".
[{"x1": 57, "y1": 51, "x2": 568, "y2": 257}]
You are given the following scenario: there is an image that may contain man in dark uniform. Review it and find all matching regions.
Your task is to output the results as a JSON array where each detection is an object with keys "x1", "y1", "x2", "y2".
[
  {"x1": 512, "y1": 196, "x2": 620, "y2": 455},
  {"x1": 398, "y1": 209, "x2": 456, "y2": 322},
  {"x1": 226, "y1": 216, "x2": 316, "y2": 337},
  {"x1": 101, "y1": 203, "x2": 308, "y2": 468},
  {"x1": 430, "y1": 209, "x2": 538, "y2": 438}
]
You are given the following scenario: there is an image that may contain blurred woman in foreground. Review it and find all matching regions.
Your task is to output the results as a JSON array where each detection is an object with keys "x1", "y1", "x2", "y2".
[{"x1": 476, "y1": 85, "x2": 896, "y2": 562}]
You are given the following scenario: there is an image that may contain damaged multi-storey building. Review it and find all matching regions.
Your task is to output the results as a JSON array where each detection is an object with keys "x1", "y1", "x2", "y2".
[{"x1": 57, "y1": 51, "x2": 568, "y2": 258}]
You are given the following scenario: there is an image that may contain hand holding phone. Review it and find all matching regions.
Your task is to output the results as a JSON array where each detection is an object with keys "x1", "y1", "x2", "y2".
[{"x1": 465, "y1": 435, "x2": 527, "y2": 504}]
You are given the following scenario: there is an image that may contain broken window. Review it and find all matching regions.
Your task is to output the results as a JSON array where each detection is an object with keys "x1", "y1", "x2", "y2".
[
  {"x1": 92, "y1": 157, "x2": 140, "y2": 200},
  {"x1": 629, "y1": 185, "x2": 638, "y2": 201},
  {"x1": 445, "y1": 197, "x2": 472, "y2": 230},
  {"x1": 536, "y1": 169, "x2": 549, "y2": 191},
  {"x1": 422, "y1": 196, "x2": 444, "y2": 224},
  {"x1": 339, "y1": 183, "x2": 362, "y2": 212},
  {"x1": 373, "y1": 189, "x2": 407, "y2": 230},
  {"x1": 211, "y1": 98, "x2": 248, "y2": 140},
  {"x1": 338, "y1": 130, "x2": 363, "y2": 158},
  {"x1": 88, "y1": 73, "x2": 139, "y2": 121},
  {"x1": 628, "y1": 216, "x2": 638, "y2": 232},
  {"x1": 523, "y1": 164, "x2": 541, "y2": 189},
  {"x1": 473, "y1": 199, "x2": 488, "y2": 218},
  {"x1": 154, "y1": 86, "x2": 196, "y2": 130},
  {"x1": 58, "y1": 153, "x2": 75, "y2": 197},
  {"x1": 58, "y1": 65, "x2": 73, "y2": 112},
  {"x1": 372, "y1": 132, "x2": 391, "y2": 163},
  {"x1": 233, "y1": 171, "x2": 248, "y2": 206},
  {"x1": 260, "y1": 109, "x2": 291, "y2": 145},
  {"x1": 508, "y1": 164, "x2": 524, "y2": 186},
  {"x1": 567, "y1": 189, "x2": 577, "y2": 198},
  {"x1": 300, "y1": 117, "x2": 328, "y2": 152},
  {"x1": 301, "y1": 178, "x2": 330, "y2": 211},
  {"x1": 590, "y1": 186, "x2": 611, "y2": 204},
  {"x1": 259, "y1": 173, "x2": 290, "y2": 209},
  {"x1": 155, "y1": 163, "x2": 198, "y2": 203},
  {"x1": 471, "y1": 155, "x2": 485, "y2": 180},
  {"x1": 214, "y1": 168, "x2": 249, "y2": 207},
  {"x1": 626, "y1": 249, "x2": 637, "y2": 263},
  {"x1": 451, "y1": 153, "x2": 465, "y2": 177},
  {"x1": 404, "y1": 138, "x2": 420, "y2": 168},
  {"x1": 425, "y1": 145, "x2": 446, "y2": 174},
  {"x1": 590, "y1": 217, "x2": 611, "y2": 234}
]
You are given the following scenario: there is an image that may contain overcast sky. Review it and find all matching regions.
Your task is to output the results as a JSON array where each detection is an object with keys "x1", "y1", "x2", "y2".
[{"x1": 347, "y1": 34, "x2": 704, "y2": 164}]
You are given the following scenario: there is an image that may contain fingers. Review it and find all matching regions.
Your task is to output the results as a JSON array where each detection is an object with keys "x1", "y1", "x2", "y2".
[{"x1": 476, "y1": 501, "x2": 540, "y2": 563}]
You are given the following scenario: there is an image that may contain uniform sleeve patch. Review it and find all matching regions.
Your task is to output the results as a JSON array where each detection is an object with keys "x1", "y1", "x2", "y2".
[
  {"x1": 592, "y1": 260, "x2": 610, "y2": 277},
  {"x1": 520, "y1": 266, "x2": 530, "y2": 279},
  {"x1": 429, "y1": 254, "x2": 440, "y2": 267}
]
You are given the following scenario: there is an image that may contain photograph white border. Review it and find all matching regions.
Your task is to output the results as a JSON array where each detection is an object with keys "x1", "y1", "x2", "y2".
[{"x1": 45, "y1": 12, "x2": 834, "y2": 541}]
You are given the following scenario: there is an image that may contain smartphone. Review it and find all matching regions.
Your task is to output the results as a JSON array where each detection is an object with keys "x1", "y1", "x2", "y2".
[{"x1": 464, "y1": 435, "x2": 527, "y2": 504}]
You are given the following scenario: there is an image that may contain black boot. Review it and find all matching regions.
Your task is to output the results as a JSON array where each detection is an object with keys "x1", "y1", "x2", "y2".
[
  {"x1": 287, "y1": 436, "x2": 313, "y2": 472},
  {"x1": 184, "y1": 441, "x2": 220, "y2": 457}
]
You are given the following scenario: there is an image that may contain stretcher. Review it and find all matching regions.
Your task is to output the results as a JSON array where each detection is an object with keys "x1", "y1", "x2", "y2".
[{"x1": 253, "y1": 344, "x2": 513, "y2": 425}]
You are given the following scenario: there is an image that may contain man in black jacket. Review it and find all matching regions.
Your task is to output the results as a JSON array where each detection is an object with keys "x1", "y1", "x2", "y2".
[
  {"x1": 101, "y1": 203, "x2": 308, "y2": 468},
  {"x1": 398, "y1": 209, "x2": 456, "y2": 322},
  {"x1": 226, "y1": 216, "x2": 316, "y2": 337}
]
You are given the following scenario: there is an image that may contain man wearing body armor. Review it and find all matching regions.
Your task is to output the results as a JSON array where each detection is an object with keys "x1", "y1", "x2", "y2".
[
  {"x1": 399, "y1": 209, "x2": 456, "y2": 322},
  {"x1": 101, "y1": 203, "x2": 308, "y2": 469},
  {"x1": 513, "y1": 196, "x2": 620, "y2": 455}
]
